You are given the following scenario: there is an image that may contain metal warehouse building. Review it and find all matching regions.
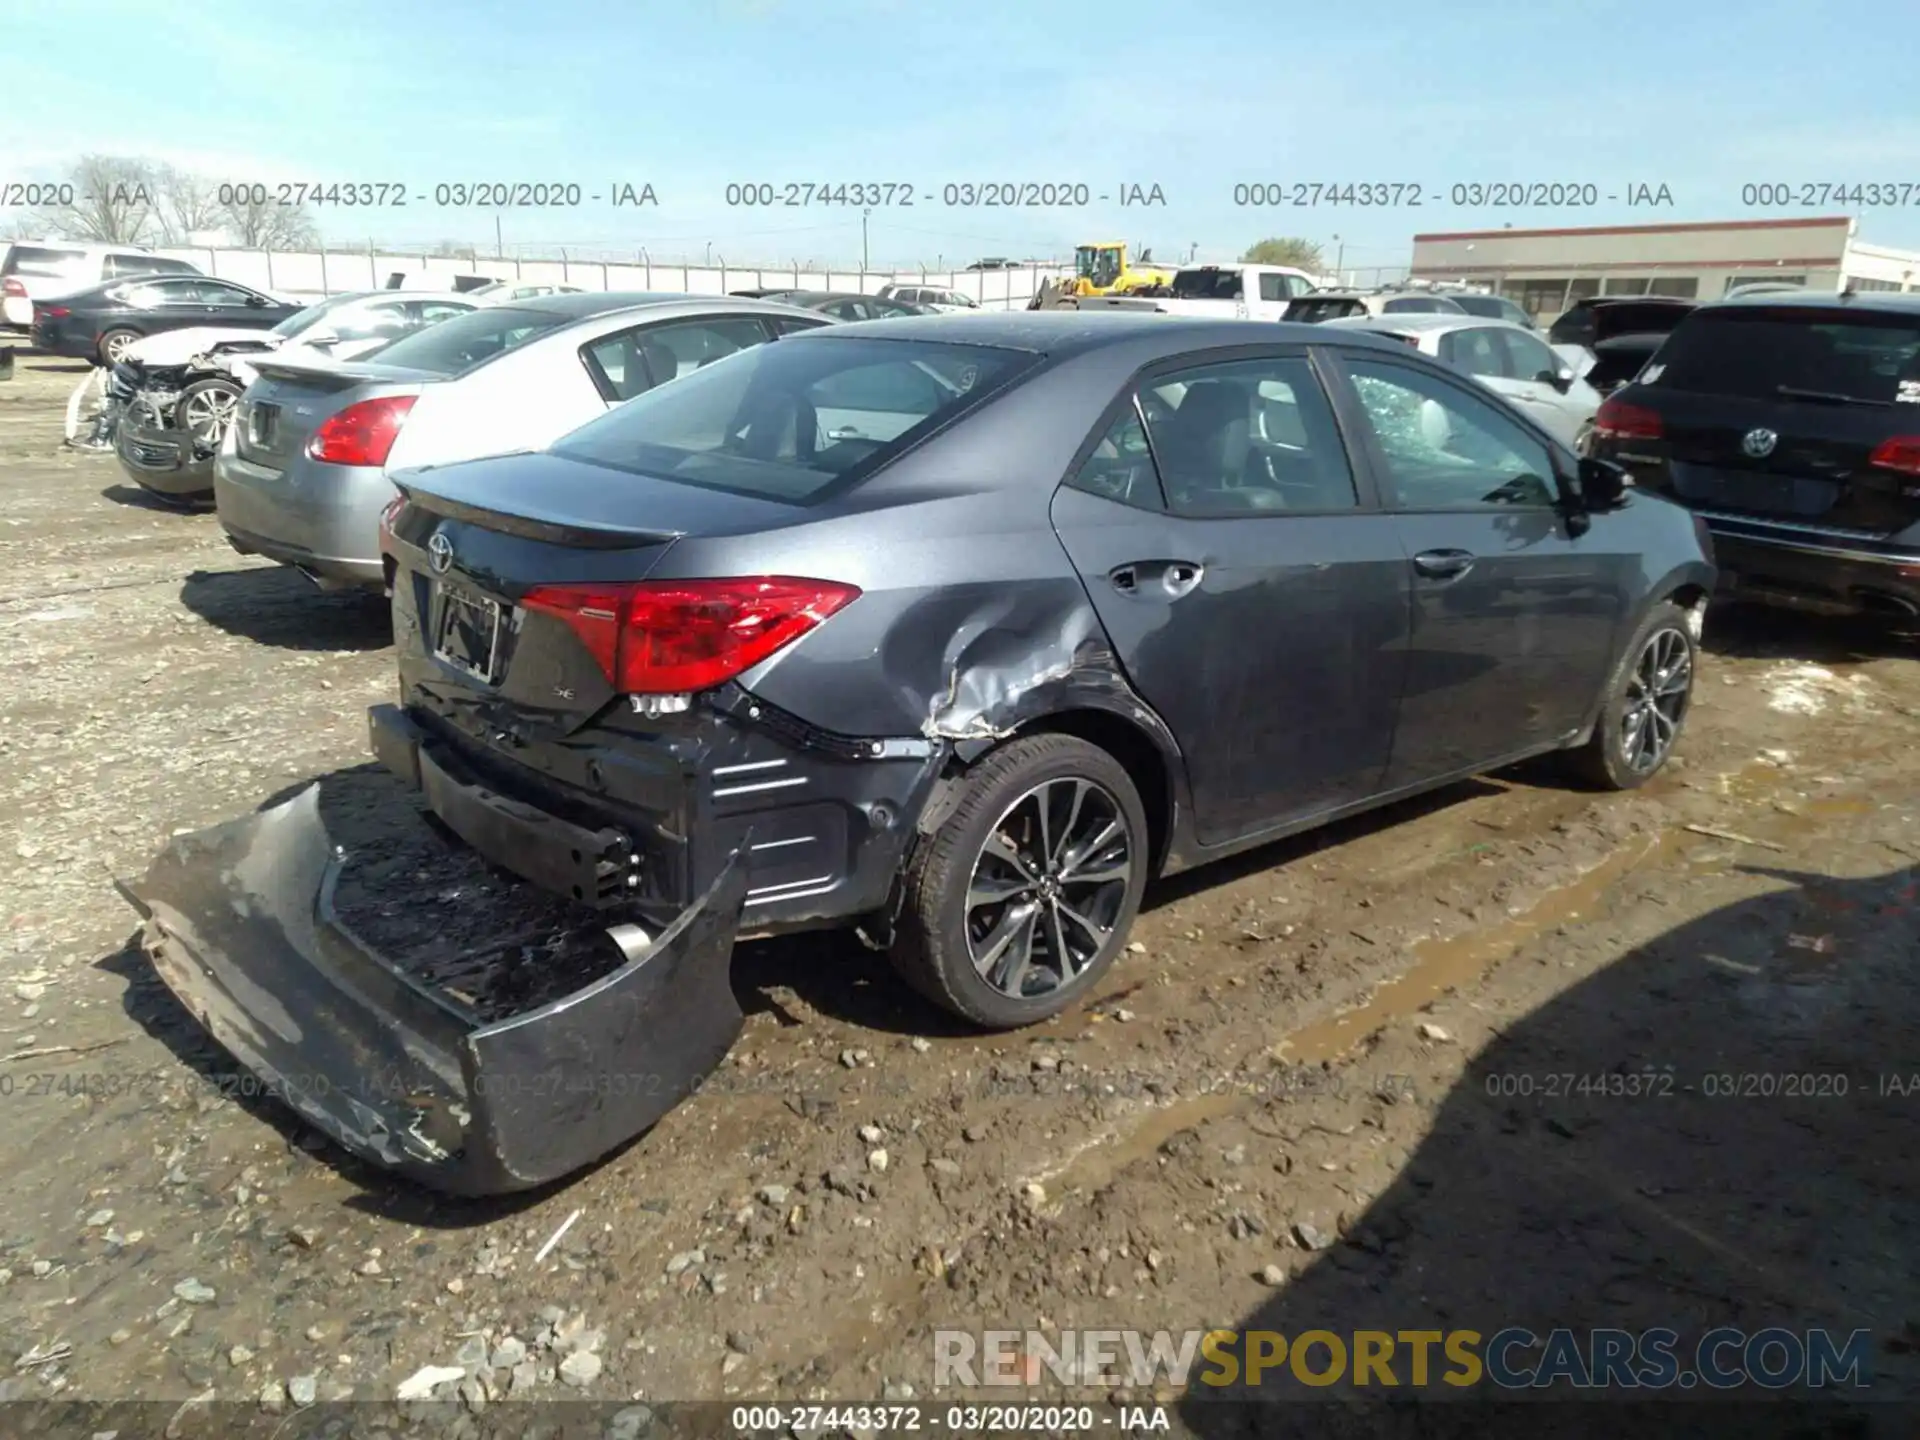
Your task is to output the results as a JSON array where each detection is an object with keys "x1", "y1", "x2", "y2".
[{"x1": 1408, "y1": 216, "x2": 1920, "y2": 322}]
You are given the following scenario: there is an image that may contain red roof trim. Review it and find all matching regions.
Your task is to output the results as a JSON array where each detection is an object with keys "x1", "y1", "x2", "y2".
[{"x1": 1412, "y1": 216, "x2": 1852, "y2": 243}]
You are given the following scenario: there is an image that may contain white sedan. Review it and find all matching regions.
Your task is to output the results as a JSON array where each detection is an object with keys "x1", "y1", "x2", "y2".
[{"x1": 1326, "y1": 313, "x2": 1605, "y2": 452}]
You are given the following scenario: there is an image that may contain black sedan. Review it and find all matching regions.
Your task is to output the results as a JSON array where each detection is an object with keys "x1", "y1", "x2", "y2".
[
  {"x1": 126, "y1": 312, "x2": 1715, "y2": 1194},
  {"x1": 31, "y1": 275, "x2": 302, "y2": 365}
]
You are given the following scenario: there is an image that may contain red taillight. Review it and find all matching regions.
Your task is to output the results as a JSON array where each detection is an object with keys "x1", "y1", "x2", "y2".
[
  {"x1": 39, "y1": 304, "x2": 69, "y2": 319},
  {"x1": 1868, "y1": 436, "x2": 1920, "y2": 476},
  {"x1": 1593, "y1": 395, "x2": 1663, "y2": 441},
  {"x1": 3, "y1": 278, "x2": 26, "y2": 297},
  {"x1": 520, "y1": 577, "x2": 861, "y2": 695},
  {"x1": 305, "y1": 395, "x2": 417, "y2": 467}
]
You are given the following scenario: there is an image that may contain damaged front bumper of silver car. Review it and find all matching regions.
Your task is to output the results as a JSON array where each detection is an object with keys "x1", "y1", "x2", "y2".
[{"x1": 115, "y1": 785, "x2": 749, "y2": 1195}]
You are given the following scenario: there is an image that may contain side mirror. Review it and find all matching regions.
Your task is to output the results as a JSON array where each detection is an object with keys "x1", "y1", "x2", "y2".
[
  {"x1": 246, "y1": 294, "x2": 271, "y2": 307},
  {"x1": 1538, "y1": 367, "x2": 1574, "y2": 392},
  {"x1": 1577, "y1": 455, "x2": 1630, "y2": 509},
  {"x1": 302, "y1": 328, "x2": 340, "y2": 347}
]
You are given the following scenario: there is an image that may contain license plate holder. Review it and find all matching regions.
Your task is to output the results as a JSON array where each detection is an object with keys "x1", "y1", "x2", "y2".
[{"x1": 433, "y1": 586, "x2": 503, "y2": 682}]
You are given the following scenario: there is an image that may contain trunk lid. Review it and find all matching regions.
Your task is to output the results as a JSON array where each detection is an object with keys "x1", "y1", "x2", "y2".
[
  {"x1": 236, "y1": 357, "x2": 442, "y2": 472},
  {"x1": 393, "y1": 451, "x2": 809, "y2": 739},
  {"x1": 1621, "y1": 305, "x2": 1920, "y2": 536}
]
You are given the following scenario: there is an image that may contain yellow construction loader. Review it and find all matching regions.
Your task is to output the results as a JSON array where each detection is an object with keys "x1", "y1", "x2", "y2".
[{"x1": 1031, "y1": 243, "x2": 1178, "y2": 308}]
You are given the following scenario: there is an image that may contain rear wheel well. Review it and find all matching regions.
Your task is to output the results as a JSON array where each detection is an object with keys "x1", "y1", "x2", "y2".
[
  {"x1": 1667, "y1": 582, "x2": 1709, "y2": 613},
  {"x1": 1013, "y1": 709, "x2": 1172, "y2": 875}
]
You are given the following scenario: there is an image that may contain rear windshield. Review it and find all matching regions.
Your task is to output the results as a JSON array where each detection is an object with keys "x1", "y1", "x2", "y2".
[
  {"x1": 364, "y1": 305, "x2": 568, "y2": 376},
  {"x1": 1643, "y1": 309, "x2": 1920, "y2": 403},
  {"x1": 2, "y1": 245, "x2": 88, "y2": 278},
  {"x1": 1170, "y1": 270, "x2": 1242, "y2": 300},
  {"x1": 550, "y1": 335, "x2": 1038, "y2": 502},
  {"x1": 1449, "y1": 294, "x2": 1520, "y2": 322},
  {"x1": 1285, "y1": 297, "x2": 1363, "y2": 323}
]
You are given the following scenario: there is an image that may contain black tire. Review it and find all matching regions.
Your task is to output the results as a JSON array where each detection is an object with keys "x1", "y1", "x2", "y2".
[
  {"x1": 1562, "y1": 599, "x2": 1698, "y2": 790},
  {"x1": 97, "y1": 328, "x2": 141, "y2": 367},
  {"x1": 890, "y1": 734, "x2": 1149, "y2": 1029}
]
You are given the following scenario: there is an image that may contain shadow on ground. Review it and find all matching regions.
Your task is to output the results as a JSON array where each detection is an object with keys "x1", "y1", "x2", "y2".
[
  {"x1": 100, "y1": 482, "x2": 212, "y2": 513},
  {"x1": 180, "y1": 564, "x2": 391, "y2": 651},
  {"x1": 1706, "y1": 601, "x2": 1917, "y2": 665},
  {"x1": 1178, "y1": 860, "x2": 1920, "y2": 1439}
]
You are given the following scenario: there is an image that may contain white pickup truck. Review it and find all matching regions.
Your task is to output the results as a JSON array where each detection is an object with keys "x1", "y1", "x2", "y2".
[{"x1": 1077, "y1": 263, "x2": 1319, "y2": 319}]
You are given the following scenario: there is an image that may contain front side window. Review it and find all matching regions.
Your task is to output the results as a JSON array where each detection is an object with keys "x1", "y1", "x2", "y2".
[
  {"x1": 551, "y1": 336, "x2": 1036, "y2": 502},
  {"x1": 1346, "y1": 358, "x2": 1559, "y2": 509},
  {"x1": 1497, "y1": 328, "x2": 1563, "y2": 383},
  {"x1": 1134, "y1": 356, "x2": 1358, "y2": 517}
]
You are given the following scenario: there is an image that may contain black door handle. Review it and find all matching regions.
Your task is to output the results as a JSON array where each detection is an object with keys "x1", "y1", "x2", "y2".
[
  {"x1": 1109, "y1": 561, "x2": 1205, "y2": 599},
  {"x1": 1412, "y1": 548, "x2": 1476, "y2": 580}
]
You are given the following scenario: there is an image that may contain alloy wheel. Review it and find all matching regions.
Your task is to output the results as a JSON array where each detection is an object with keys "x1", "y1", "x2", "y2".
[
  {"x1": 182, "y1": 386, "x2": 238, "y2": 445},
  {"x1": 1619, "y1": 627, "x2": 1692, "y2": 773},
  {"x1": 103, "y1": 333, "x2": 135, "y2": 364},
  {"x1": 964, "y1": 776, "x2": 1134, "y2": 1000}
]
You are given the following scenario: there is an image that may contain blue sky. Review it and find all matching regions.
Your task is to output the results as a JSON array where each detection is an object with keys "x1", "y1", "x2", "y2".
[{"x1": 3, "y1": 0, "x2": 1915, "y2": 269}]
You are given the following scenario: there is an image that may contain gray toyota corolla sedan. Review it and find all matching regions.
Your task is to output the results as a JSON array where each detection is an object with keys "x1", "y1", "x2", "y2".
[{"x1": 124, "y1": 312, "x2": 1714, "y2": 1193}]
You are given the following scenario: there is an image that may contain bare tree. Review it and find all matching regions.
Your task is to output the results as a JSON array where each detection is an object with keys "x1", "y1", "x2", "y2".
[
  {"x1": 152, "y1": 164, "x2": 223, "y2": 244},
  {"x1": 36, "y1": 154, "x2": 158, "y2": 243},
  {"x1": 218, "y1": 191, "x2": 319, "y2": 249}
]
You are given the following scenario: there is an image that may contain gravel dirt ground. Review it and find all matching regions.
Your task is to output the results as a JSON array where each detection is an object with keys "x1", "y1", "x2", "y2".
[{"x1": 1, "y1": 350, "x2": 1917, "y2": 1438}]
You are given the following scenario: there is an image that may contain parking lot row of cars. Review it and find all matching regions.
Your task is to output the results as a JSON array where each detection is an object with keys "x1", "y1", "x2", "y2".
[{"x1": 12, "y1": 234, "x2": 1917, "y2": 1193}]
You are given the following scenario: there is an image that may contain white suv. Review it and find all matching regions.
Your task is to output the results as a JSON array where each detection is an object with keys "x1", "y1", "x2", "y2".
[{"x1": 1, "y1": 242, "x2": 201, "y2": 329}]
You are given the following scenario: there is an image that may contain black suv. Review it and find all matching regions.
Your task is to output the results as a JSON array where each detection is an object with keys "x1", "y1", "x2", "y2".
[{"x1": 1590, "y1": 290, "x2": 1920, "y2": 621}]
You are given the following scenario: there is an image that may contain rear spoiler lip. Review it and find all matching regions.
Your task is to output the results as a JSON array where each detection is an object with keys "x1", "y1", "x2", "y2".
[
  {"x1": 395, "y1": 473, "x2": 686, "y2": 550},
  {"x1": 246, "y1": 356, "x2": 448, "y2": 386}
]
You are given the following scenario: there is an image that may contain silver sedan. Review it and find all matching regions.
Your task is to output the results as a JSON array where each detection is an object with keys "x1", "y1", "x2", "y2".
[
  {"x1": 1325, "y1": 313, "x2": 1604, "y2": 452},
  {"x1": 213, "y1": 293, "x2": 832, "y2": 590}
]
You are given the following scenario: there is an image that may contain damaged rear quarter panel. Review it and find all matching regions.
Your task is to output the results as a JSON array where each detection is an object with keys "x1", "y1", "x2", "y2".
[{"x1": 647, "y1": 350, "x2": 1185, "y2": 748}]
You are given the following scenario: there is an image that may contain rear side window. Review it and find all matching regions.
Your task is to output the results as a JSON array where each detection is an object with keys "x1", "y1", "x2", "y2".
[
  {"x1": 3, "y1": 245, "x2": 88, "y2": 278},
  {"x1": 1170, "y1": 270, "x2": 1242, "y2": 301},
  {"x1": 550, "y1": 336, "x2": 1037, "y2": 502},
  {"x1": 584, "y1": 316, "x2": 772, "y2": 402},
  {"x1": 367, "y1": 305, "x2": 571, "y2": 376},
  {"x1": 1644, "y1": 310, "x2": 1920, "y2": 403}
]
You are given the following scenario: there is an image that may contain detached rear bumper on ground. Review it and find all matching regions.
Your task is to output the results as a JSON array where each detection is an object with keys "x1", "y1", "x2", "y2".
[{"x1": 116, "y1": 784, "x2": 750, "y2": 1195}]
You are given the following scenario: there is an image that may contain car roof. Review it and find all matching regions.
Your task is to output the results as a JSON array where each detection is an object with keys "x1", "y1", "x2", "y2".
[
  {"x1": 1571, "y1": 294, "x2": 1695, "y2": 309},
  {"x1": 1326, "y1": 313, "x2": 1520, "y2": 334},
  {"x1": 516, "y1": 294, "x2": 838, "y2": 336},
  {"x1": 781, "y1": 310, "x2": 1415, "y2": 359},
  {"x1": 1703, "y1": 289, "x2": 1920, "y2": 316}
]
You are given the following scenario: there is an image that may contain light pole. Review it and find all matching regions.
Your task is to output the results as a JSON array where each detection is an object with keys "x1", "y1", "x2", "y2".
[
  {"x1": 862, "y1": 208, "x2": 871, "y2": 272},
  {"x1": 1331, "y1": 234, "x2": 1345, "y2": 281}
]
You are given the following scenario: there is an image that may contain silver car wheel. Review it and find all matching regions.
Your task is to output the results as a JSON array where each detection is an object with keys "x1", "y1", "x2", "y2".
[
  {"x1": 102, "y1": 332, "x2": 136, "y2": 364},
  {"x1": 1619, "y1": 627, "x2": 1692, "y2": 773},
  {"x1": 181, "y1": 385, "x2": 238, "y2": 445},
  {"x1": 964, "y1": 776, "x2": 1133, "y2": 1000}
]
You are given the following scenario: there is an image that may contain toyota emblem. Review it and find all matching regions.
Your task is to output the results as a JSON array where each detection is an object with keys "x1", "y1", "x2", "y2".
[
  {"x1": 1741, "y1": 427, "x2": 1778, "y2": 458},
  {"x1": 427, "y1": 531, "x2": 454, "y2": 575}
]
